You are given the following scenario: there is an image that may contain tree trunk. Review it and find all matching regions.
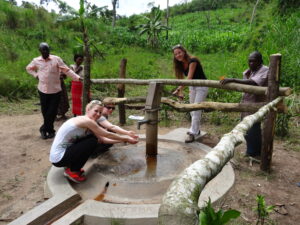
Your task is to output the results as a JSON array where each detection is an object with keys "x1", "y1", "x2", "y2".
[
  {"x1": 112, "y1": 0, "x2": 117, "y2": 27},
  {"x1": 117, "y1": 59, "x2": 127, "y2": 125},
  {"x1": 158, "y1": 97, "x2": 283, "y2": 225},
  {"x1": 250, "y1": 0, "x2": 261, "y2": 28},
  {"x1": 82, "y1": 22, "x2": 91, "y2": 114},
  {"x1": 166, "y1": 0, "x2": 169, "y2": 40}
]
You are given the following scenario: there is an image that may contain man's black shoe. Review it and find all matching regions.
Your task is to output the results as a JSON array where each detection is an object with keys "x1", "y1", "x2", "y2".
[
  {"x1": 40, "y1": 130, "x2": 48, "y2": 139},
  {"x1": 47, "y1": 132, "x2": 55, "y2": 139}
]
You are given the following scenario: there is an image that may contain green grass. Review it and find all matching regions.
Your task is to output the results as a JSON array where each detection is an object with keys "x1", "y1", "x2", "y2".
[{"x1": 0, "y1": 97, "x2": 40, "y2": 115}]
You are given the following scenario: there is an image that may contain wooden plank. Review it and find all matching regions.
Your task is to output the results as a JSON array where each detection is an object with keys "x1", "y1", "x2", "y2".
[{"x1": 103, "y1": 97, "x2": 286, "y2": 113}]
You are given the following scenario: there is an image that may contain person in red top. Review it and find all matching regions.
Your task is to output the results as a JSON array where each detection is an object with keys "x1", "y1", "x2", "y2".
[
  {"x1": 26, "y1": 42, "x2": 82, "y2": 139},
  {"x1": 70, "y1": 54, "x2": 85, "y2": 116}
]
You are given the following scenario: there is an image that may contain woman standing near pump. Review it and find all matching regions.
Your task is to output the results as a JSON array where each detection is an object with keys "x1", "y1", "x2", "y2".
[{"x1": 172, "y1": 45, "x2": 208, "y2": 143}]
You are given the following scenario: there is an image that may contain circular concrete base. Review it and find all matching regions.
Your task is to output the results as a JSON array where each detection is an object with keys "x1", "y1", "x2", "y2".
[
  {"x1": 72, "y1": 140, "x2": 207, "y2": 204},
  {"x1": 41, "y1": 128, "x2": 235, "y2": 225}
]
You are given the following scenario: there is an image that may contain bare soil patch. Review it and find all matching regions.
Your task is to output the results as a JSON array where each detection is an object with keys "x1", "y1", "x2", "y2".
[{"x1": 0, "y1": 112, "x2": 299, "y2": 225}]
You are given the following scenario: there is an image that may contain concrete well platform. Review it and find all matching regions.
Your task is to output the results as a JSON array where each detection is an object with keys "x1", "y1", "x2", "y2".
[{"x1": 8, "y1": 128, "x2": 234, "y2": 225}]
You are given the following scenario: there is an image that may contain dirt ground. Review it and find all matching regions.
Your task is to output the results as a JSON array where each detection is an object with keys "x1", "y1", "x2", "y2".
[{"x1": 0, "y1": 112, "x2": 299, "y2": 225}]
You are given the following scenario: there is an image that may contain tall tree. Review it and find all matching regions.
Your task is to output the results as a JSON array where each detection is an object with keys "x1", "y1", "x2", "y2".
[
  {"x1": 166, "y1": 0, "x2": 169, "y2": 40},
  {"x1": 78, "y1": 0, "x2": 91, "y2": 113},
  {"x1": 112, "y1": 0, "x2": 119, "y2": 27},
  {"x1": 250, "y1": 0, "x2": 261, "y2": 29}
]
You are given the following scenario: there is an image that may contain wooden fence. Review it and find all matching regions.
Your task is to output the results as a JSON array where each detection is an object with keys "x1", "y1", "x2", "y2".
[{"x1": 85, "y1": 54, "x2": 292, "y2": 224}]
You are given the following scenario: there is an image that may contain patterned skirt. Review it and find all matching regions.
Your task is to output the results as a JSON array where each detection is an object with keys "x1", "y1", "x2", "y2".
[{"x1": 57, "y1": 79, "x2": 70, "y2": 116}]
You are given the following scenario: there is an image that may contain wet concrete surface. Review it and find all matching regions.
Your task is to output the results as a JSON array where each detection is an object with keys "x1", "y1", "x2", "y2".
[{"x1": 73, "y1": 140, "x2": 206, "y2": 204}]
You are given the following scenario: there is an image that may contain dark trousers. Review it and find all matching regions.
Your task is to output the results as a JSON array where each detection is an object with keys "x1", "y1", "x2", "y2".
[
  {"x1": 39, "y1": 90, "x2": 61, "y2": 133},
  {"x1": 53, "y1": 135, "x2": 98, "y2": 171},
  {"x1": 245, "y1": 122, "x2": 262, "y2": 157},
  {"x1": 90, "y1": 143, "x2": 113, "y2": 158}
]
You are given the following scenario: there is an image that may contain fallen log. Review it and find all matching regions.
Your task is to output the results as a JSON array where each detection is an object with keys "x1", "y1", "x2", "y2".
[
  {"x1": 158, "y1": 96, "x2": 284, "y2": 225},
  {"x1": 103, "y1": 97, "x2": 287, "y2": 113}
]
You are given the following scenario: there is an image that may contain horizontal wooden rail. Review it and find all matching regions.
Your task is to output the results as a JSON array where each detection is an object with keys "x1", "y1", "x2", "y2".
[
  {"x1": 92, "y1": 79, "x2": 291, "y2": 96},
  {"x1": 103, "y1": 97, "x2": 287, "y2": 113},
  {"x1": 158, "y1": 96, "x2": 284, "y2": 225}
]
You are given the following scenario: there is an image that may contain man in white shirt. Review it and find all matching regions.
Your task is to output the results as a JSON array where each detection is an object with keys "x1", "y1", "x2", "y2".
[{"x1": 26, "y1": 42, "x2": 81, "y2": 139}]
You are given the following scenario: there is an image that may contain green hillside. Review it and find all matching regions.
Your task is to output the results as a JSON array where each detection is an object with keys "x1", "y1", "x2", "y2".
[{"x1": 0, "y1": 0, "x2": 299, "y2": 100}]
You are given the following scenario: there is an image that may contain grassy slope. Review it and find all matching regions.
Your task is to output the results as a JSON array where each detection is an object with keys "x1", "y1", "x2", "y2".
[{"x1": 1, "y1": 0, "x2": 299, "y2": 97}]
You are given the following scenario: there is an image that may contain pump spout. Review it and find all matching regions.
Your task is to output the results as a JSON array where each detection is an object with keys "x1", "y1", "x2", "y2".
[{"x1": 137, "y1": 119, "x2": 150, "y2": 130}]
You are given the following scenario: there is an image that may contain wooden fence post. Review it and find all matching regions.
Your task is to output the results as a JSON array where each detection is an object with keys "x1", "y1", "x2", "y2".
[
  {"x1": 261, "y1": 54, "x2": 281, "y2": 172},
  {"x1": 118, "y1": 59, "x2": 127, "y2": 125}
]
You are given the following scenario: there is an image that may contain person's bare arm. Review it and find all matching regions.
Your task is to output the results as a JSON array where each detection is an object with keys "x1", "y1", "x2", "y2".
[
  {"x1": 100, "y1": 120, "x2": 138, "y2": 138},
  {"x1": 220, "y1": 78, "x2": 257, "y2": 86},
  {"x1": 79, "y1": 118, "x2": 138, "y2": 144},
  {"x1": 57, "y1": 58, "x2": 81, "y2": 81},
  {"x1": 186, "y1": 62, "x2": 197, "y2": 80},
  {"x1": 26, "y1": 60, "x2": 38, "y2": 79},
  {"x1": 173, "y1": 62, "x2": 197, "y2": 98},
  {"x1": 99, "y1": 136, "x2": 123, "y2": 144}
]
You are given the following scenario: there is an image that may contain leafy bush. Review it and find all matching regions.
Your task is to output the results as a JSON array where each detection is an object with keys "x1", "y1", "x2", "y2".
[
  {"x1": 262, "y1": 12, "x2": 300, "y2": 91},
  {"x1": 0, "y1": 77, "x2": 36, "y2": 100},
  {"x1": 275, "y1": 94, "x2": 300, "y2": 137},
  {"x1": 199, "y1": 198, "x2": 240, "y2": 225},
  {"x1": 0, "y1": 0, "x2": 298, "y2": 100},
  {"x1": 254, "y1": 195, "x2": 275, "y2": 225},
  {"x1": 277, "y1": 0, "x2": 300, "y2": 14},
  {"x1": 2, "y1": 3, "x2": 19, "y2": 29}
]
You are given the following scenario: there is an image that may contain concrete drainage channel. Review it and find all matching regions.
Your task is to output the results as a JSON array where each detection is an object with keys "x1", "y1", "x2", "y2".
[{"x1": 8, "y1": 128, "x2": 235, "y2": 225}]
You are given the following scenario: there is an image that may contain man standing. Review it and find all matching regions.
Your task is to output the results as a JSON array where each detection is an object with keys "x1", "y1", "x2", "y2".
[
  {"x1": 220, "y1": 51, "x2": 269, "y2": 158},
  {"x1": 26, "y1": 42, "x2": 81, "y2": 139}
]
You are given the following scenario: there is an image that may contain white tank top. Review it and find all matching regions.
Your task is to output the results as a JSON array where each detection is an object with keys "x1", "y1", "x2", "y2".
[{"x1": 50, "y1": 119, "x2": 89, "y2": 163}]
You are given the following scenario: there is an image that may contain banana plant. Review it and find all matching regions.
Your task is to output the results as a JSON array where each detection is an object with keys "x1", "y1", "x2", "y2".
[{"x1": 136, "y1": 7, "x2": 170, "y2": 48}]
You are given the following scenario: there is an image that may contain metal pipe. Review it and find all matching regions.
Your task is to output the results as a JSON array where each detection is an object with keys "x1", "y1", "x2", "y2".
[{"x1": 137, "y1": 119, "x2": 150, "y2": 130}]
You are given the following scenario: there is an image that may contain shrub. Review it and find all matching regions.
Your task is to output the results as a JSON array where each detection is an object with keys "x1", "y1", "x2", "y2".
[
  {"x1": 4, "y1": 5, "x2": 19, "y2": 29},
  {"x1": 199, "y1": 198, "x2": 240, "y2": 225}
]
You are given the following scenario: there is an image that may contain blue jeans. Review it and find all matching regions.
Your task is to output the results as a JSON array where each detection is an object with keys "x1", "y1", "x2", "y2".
[{"x1": 245, "y1": 122, "x2": 261, "y2": 157}]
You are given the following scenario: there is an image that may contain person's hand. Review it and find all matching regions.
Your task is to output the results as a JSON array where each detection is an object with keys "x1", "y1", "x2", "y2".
[
  {"x1": 172, "y1": 89, "x2": 179, "y2": 96},
  {"x1": 79, "y1": 77, "x2": 83, "y2": 82},
  {"x1": 126, "y1": 137, "x2": 139, "y2": 144},
  {"x1": 220, "y1": 78, "x2": 234, "y2": 85},
  {"x1": 128, "y1": 131, "x2": 138, "y2": 139},
  {"x1": 172, "y1": 88, "x2": 184, "y2": 101},
  {"x1": 177, "y1": 95, "x2": 184, "y2": 101}
]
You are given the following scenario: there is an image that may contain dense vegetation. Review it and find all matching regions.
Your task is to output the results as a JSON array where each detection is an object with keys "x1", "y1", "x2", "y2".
[
  {"x1": 0, "y1": 0, "x2": 299, "y2": 102},
  {"x1": 0, "y1": 0, "x2": 297, "y2": 139}
]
